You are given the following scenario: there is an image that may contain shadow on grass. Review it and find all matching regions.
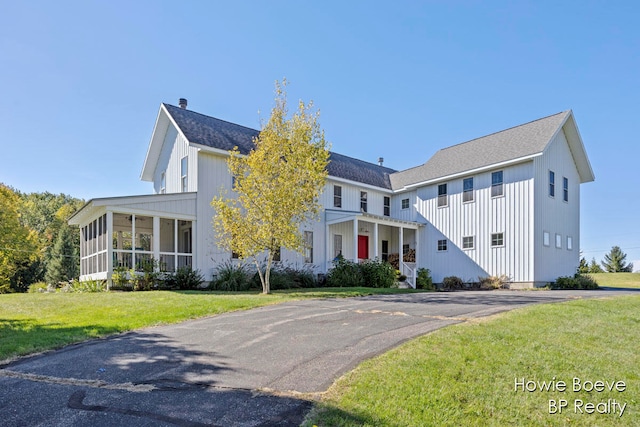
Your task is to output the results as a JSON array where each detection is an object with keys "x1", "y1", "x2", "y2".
[{"x1": 306, "y1": 403, "x2": 385, "y2": 427}]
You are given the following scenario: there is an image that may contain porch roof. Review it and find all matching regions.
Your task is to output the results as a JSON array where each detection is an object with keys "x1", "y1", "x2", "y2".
[
  {"x1": 325, "y1": 209, "x2": 423, "y2": 229},
  {"x1": 68, "y1": 192, "x2": 197, "y2": 226}
]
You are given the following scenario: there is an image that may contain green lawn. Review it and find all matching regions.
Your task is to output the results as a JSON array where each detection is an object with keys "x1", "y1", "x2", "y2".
[
  {"x1": 305, "y1": 295, "x2": 640, "y2": 426},
  {"x1": 0, "y1": 287, "x2": 422, "y2": 362},
  {"x1": 589, "y1": 272, "x2": 640, "y2": 288}
]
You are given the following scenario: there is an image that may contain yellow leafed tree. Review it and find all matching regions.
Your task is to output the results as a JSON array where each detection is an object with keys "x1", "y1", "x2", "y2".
[{"x1": 211, "y1": 80, "x2": 330, "y2": 294}]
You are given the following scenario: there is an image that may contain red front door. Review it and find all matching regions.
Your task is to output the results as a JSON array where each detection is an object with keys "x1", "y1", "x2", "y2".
[{"x1": 358, "y1": 235, "x2": 369, "y2": 259}]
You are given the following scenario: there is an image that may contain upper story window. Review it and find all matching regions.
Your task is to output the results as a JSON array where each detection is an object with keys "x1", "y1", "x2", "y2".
[
  {"x1": 555, "y1": 233, "x2": 562, "y2": 249},
  {"x1": 360, "y1": 191, "x2": 368, "y2": 212},
  {"x1": 462, "y1": 236, "x2": 474, "y2": 250},
  {"x1": 333, "y1": 185, "x2": 342, "y2": 208},
  {"x1": 437, "y1": 239, "x2": 447, "y2": 251},
  {"x1": 383, "y1": 196, "x2": 390, "y2": 216},
  {"x1": 491, "y1": 232, "x2": 504, "y2": 247},
  {"x1": 543, "y1": 231, "x2": 550, "y2": 247},
  {"x1": 563, "y1": 177, "x2": 569, "y2": 202},
  {"x1": 491, "y1": 171, "x2": 504, "y2": 197},
  {"x1": 401, "y1": 198, "x2": 410, "y2": 209},
  {"x1": 438, "y1": 184, "x2": 448, "y2": 207},
  {"x1": 160, "y1": 171, "x2": 166, "y2": 194},
  {"x1": 463, "y1": 177, "x2": 474, "y2": 202},
  {"x1": 567, "y1": 236, "x2": 573, "y2": 251},
  {"x1": 549, "y1": 171, "x2": 555, "y2": 197},
  {"x1": 181, "y1": 156, "x2": 188, "y2": 192}
]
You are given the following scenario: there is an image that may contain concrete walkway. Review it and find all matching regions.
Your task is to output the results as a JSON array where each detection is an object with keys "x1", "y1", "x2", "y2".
[{"x1": 1, "y1": 289, "x2": 637, "y2": 426}]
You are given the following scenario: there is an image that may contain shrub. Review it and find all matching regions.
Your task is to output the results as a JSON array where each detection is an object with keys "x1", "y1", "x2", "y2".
[
  {"x1": 442, "y1": 276, "x2": 464, "y2": 291},
  {"x1": 416, "y1": 268, "x2": 434, "y2": 290},
  {"x1": 210, "y1": 261, "x2": 253, "y2": 291},
  {"x1": 478, "y1": 275, "x2": 510, "y2": 290},
  {"x1": 173, "y1": 266, "x2": 205, "y2": 290},
  {"x1": 61, "y1": 279, "x2": 107, "y2": 293},
  {"x1": 251, "y1": 263, "x2": 318, "y2": 290},
  {"x1": 111, "y1": 266, "x2": 134, "y2": 291},
  {"x1": 360, "y1": 259, "x2": 395, "y2": 288},
  {"x1": 27, "y1": 282, "x2": 49, "y2": 293},
  {"x1": 551, "y1": 274, "x2": 599, "y2": 290},
  {"x1": 326, "y1": 258, "x2": 364, "y2": 288}
]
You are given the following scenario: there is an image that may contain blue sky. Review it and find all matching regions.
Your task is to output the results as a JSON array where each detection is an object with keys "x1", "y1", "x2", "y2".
[{"x1": 1, "y1": 1, "x2": 638, "y2": 268}]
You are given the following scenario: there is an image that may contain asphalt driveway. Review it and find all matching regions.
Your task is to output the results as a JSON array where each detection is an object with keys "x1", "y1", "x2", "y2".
[{"x1": 1, "y1": 289, "x2": 637, "y2": 426}]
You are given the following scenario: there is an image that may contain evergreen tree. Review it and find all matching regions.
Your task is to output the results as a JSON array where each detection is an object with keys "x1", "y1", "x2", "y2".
[
  {"x1": 578, "y1": 257, "x2": 589, "y2": 274},
  {"x1": 589, "y1": 258, "x2": 604, "y2": 273},
  {"x1": 45, "y1": 224, "x2": 79, "y2": 285},
  {"x1": 601, "y1": 246, "x2": 632, "y2": 272}
]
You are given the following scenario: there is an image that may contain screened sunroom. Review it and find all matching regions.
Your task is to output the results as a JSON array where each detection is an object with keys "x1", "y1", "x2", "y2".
[{"x1": 69, "y1": 193, "x2": 197, "y2": 283}]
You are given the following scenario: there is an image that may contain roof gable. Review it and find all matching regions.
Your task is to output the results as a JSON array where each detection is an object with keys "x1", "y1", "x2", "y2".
[{"x1": 389, "y1": 111, "x2": 587, "y2": 189}]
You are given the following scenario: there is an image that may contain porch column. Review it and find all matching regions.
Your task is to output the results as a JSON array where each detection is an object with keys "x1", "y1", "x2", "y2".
[
  {"x1": 106, "y1": 211, "x2": 113, "y2": 289},
  {"x1": 398, "y1": 226, "x2": 404, "y2": 264},
  {"x1": 153, "y1": 217, "x2": 160, "y2": 270},
  {"x1": 325, "y1": 221, "x2": 330, "y2": 271},
  {"x1": 353, "y1": 218, "x2": 358, "y2": 261},
  {"x1": 414, "y1": 228, "x2": 419, "y2": 268},
  {"x1": 373, "y1": 223, "x2": 379, "y2": 259}
]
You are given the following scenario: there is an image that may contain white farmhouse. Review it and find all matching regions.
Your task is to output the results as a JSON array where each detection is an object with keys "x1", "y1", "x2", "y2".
[{"x1": 69, "y1": 100, "x2": 594, "y2": 287}]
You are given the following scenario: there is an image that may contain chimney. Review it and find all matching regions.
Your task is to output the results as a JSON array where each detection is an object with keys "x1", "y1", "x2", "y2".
[
  {"x1": 179, "y1": 98, "x2": 188, "y2": 109},
  {"x1": 378, "y1": 157, "x2": 384, "y2": 166}
]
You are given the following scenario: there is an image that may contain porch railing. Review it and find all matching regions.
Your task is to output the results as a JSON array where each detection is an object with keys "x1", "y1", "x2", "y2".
[{"x1": 401, "y1": 262, "x2": 416, "y2": 289}]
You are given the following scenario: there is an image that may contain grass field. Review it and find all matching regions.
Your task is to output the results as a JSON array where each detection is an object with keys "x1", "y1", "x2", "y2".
[
  {"x1": 589, "y1": 272, "x2": 640, "y2": 288},
  {"x1": 0, "y1": 287, "x2": 422, "y2": 362},
  {"x1": 305, "y1": 295, "x2": 640, "y2": 426}
]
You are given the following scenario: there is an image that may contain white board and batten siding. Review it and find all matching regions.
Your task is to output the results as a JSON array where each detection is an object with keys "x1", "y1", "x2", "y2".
[
  {"x1": 152, "y1": 124, "x2": 199, "y2": 195},
  {"x1": 533, "y1": 129, "x2": 581, "y2": 283},
  {"x1": 415, "y1": 162, "x2": 535, "y2": 284}
]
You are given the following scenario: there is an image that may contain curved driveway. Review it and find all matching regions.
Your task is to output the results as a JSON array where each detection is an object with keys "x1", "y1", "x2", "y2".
[{"x1": 1, "y1": 289, "x2": 637, "y2": 426}]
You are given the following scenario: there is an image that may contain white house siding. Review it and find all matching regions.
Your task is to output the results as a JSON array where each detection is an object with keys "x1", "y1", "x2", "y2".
[
  {"x1": 392, "y1": 190, "x2": 418, "y2": 222},
  {"x1": 415, "y1": 162, "x2": 534, "y2": 284},
  {"x1": 533, "y1": 129, "x2": 581, "y2": 283},
  {"x1": 153, "y1": 124, "x2": 198, "y2": 194},
  {"x1": 320, "y1": 179, "x2": 391, "y2": 216}
]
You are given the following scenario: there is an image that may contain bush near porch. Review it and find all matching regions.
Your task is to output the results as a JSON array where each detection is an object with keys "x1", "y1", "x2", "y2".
[{"x1": 326, "y1": 258, "x2": 396, "y2": 288}]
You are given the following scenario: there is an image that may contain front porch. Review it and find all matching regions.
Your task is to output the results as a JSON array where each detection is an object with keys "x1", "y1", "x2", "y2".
[{"x1": 325, "y1": 210, "x2": 423, "y2": 287}]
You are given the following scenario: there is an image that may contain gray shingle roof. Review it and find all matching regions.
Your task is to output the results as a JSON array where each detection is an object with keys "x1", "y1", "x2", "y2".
[
  {"x1": 164, "y1": 103, "x2": 396, "y2": 189},
  {"x1": 389, "y1": 111, "x2": 571, "y2": 190}
]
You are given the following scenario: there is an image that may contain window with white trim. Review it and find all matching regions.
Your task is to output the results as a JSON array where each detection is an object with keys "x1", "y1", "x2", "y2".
[
  {"x1": 401, "y1": 198, "x2": 410, "y2": 209},
  {"x1": 437, "y1": 239, "x2": 447, "y2": 251},
  {"x1": 333, "y1": 234, "x2": 342, "y2": 259},
  {"x1": 563, "y1": 177, "x2": 569, "y2": 202},
  {"x1": 181, "y1": 156, "x2": 188, "y2": 192},
  {"x1": 304, "y1": 231, "x2": 313, "y2": 263},
  {"x1": 555, "y1": 233, "x2": 562, "y2": 249},
  {"x1": 462, "y1": 236, "x2": 474, "y2": 249},
  {"x1": 543, "y1": 231, "x2": 550, "y2": 247},
  {"x1": 491, "y1": 232, "x2": 504, "y2": 247},
  {"x1": 438, "y1": 184, "x2": 448, "y2": 207},
  {"x1": 567, "y1": 236, "x2": 573, "y2": 250},
  {"x1": 549, "y1": 171, "x2": 555, "y2": 197},
  {"x1": 383, "y1": 197, "x2": 390, "y2": 216},
  {"x1": 463, "y1": 177, "x2": 474, "y2": 202},
  {"x1": 360, "y1": 191, "x2": 368, "y2": 212},
  {"x1": 333, "y1": 185, "x2": 342, "y2": 208},
  {"x1": 491, "y1": 171, "x2": 503, "y2": 197}
]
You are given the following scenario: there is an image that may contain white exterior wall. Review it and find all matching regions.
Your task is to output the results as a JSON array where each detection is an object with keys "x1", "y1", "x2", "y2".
[
  {"x1": 153, "y1": 124, "x2": 199, "y2": 194},
  {"x1": 414, "y1": 162, "x2": 534, "y2": 283},
  {"x1": 533, "y1": 129, "x2": 581, "y2": 282},
  {"x1": 320, "y1": 179, "x2": 392, "y2": 216}
]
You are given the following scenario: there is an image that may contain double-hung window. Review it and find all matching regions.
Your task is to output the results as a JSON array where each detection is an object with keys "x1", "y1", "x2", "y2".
[
  {"x1": 401, "y1": 198, "x2": 410, "y2": 209},
  {"x1": 462, "y1": 236, "x2": 474, "y2": 249},
  {"x1": 491, "y1": 232, "x2": 504, "y2": 247},
  {"x1": 333, "y1": 185, "x2": 342, "y2": 208},
  {"x1": 438, "y1": 184, "x2": 448, "y2": 207},
  {"x1": 563, "y1": 177, "x2": 569, "y2": 202},
  {"x1": 463, "y1": 177, "x2": 474, "y2": 202},
  {"x1": 360, "y1": 191, "x2": 368, "y2": 212},
  {"x1": 437, "y1": 239, "x2": 447, "y2": 251},
  {"x1": 383, "y1": 197, "x2": 390, "y2": 216},
  {"x1": 491, "y1": 171, "x2": 503, "y2": 197},
  {"x1": 181, "y1": 157, "x2": 188, "y2": 192},
  {"x1": 549, "y1": 171, "x2": 555, "y2": 197}
]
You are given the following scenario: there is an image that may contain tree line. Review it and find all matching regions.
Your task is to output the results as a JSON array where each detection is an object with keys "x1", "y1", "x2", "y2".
[
  {"x1": 579, "y1": 246, "x2": 635, "y2": 274},
  {"x1": 0, "y1": 184, "x2": 84, "y2": 292}
]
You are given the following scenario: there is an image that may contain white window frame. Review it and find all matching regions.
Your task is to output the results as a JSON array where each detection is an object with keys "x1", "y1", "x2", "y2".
[
  {"x1": 383, "y1": 196, "x2": 390, "y2": 216},
  {"x1": 549, "y1": 170, "x2": 555, "y2": 198},
  {"x1": 491, "y1": 232, "x2": 504, "y2": 247},
  {"x1": 437, "y1": 183, "x2": 448, "y2": 207},
  {"x1": 463, "y1": 177, "x2": 474, "y2": 203},
  {"x1": 555, "y1": 233, "x2": 562, "y2": 249},
  {"x1": 491, "y1": 171, "x2": 504, "y2": 197},
  {"x1": 360, "y1": 191, "x2": 368, "y2": 213},
  {"x1": 401, "y1": 198, "x2": 410, "y2": 210},
  {"x1": 563, "y1": 177, "x2": 569, "y2": 202},
  {"x1": 567, "y1": 236, "x2": 573, "y2": 251},
  {"x1": 437, "y1": 239, "x2": 447, "y2": 252},
  {"x1": 181, "y1": 156, "x2": 188, "y2": 192},
  {"x1": 543, "y1": 231, "x2": 550, "y2": 247},
  {"x1": 462, "y1": 235, "x2": 474, "y2": 250},
  {"x1": 333, "y1": 234, "x2": 343, "y2": 259},
  {"x1": 333, "y1": 185, "x2": 342, "y2": 208}
]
